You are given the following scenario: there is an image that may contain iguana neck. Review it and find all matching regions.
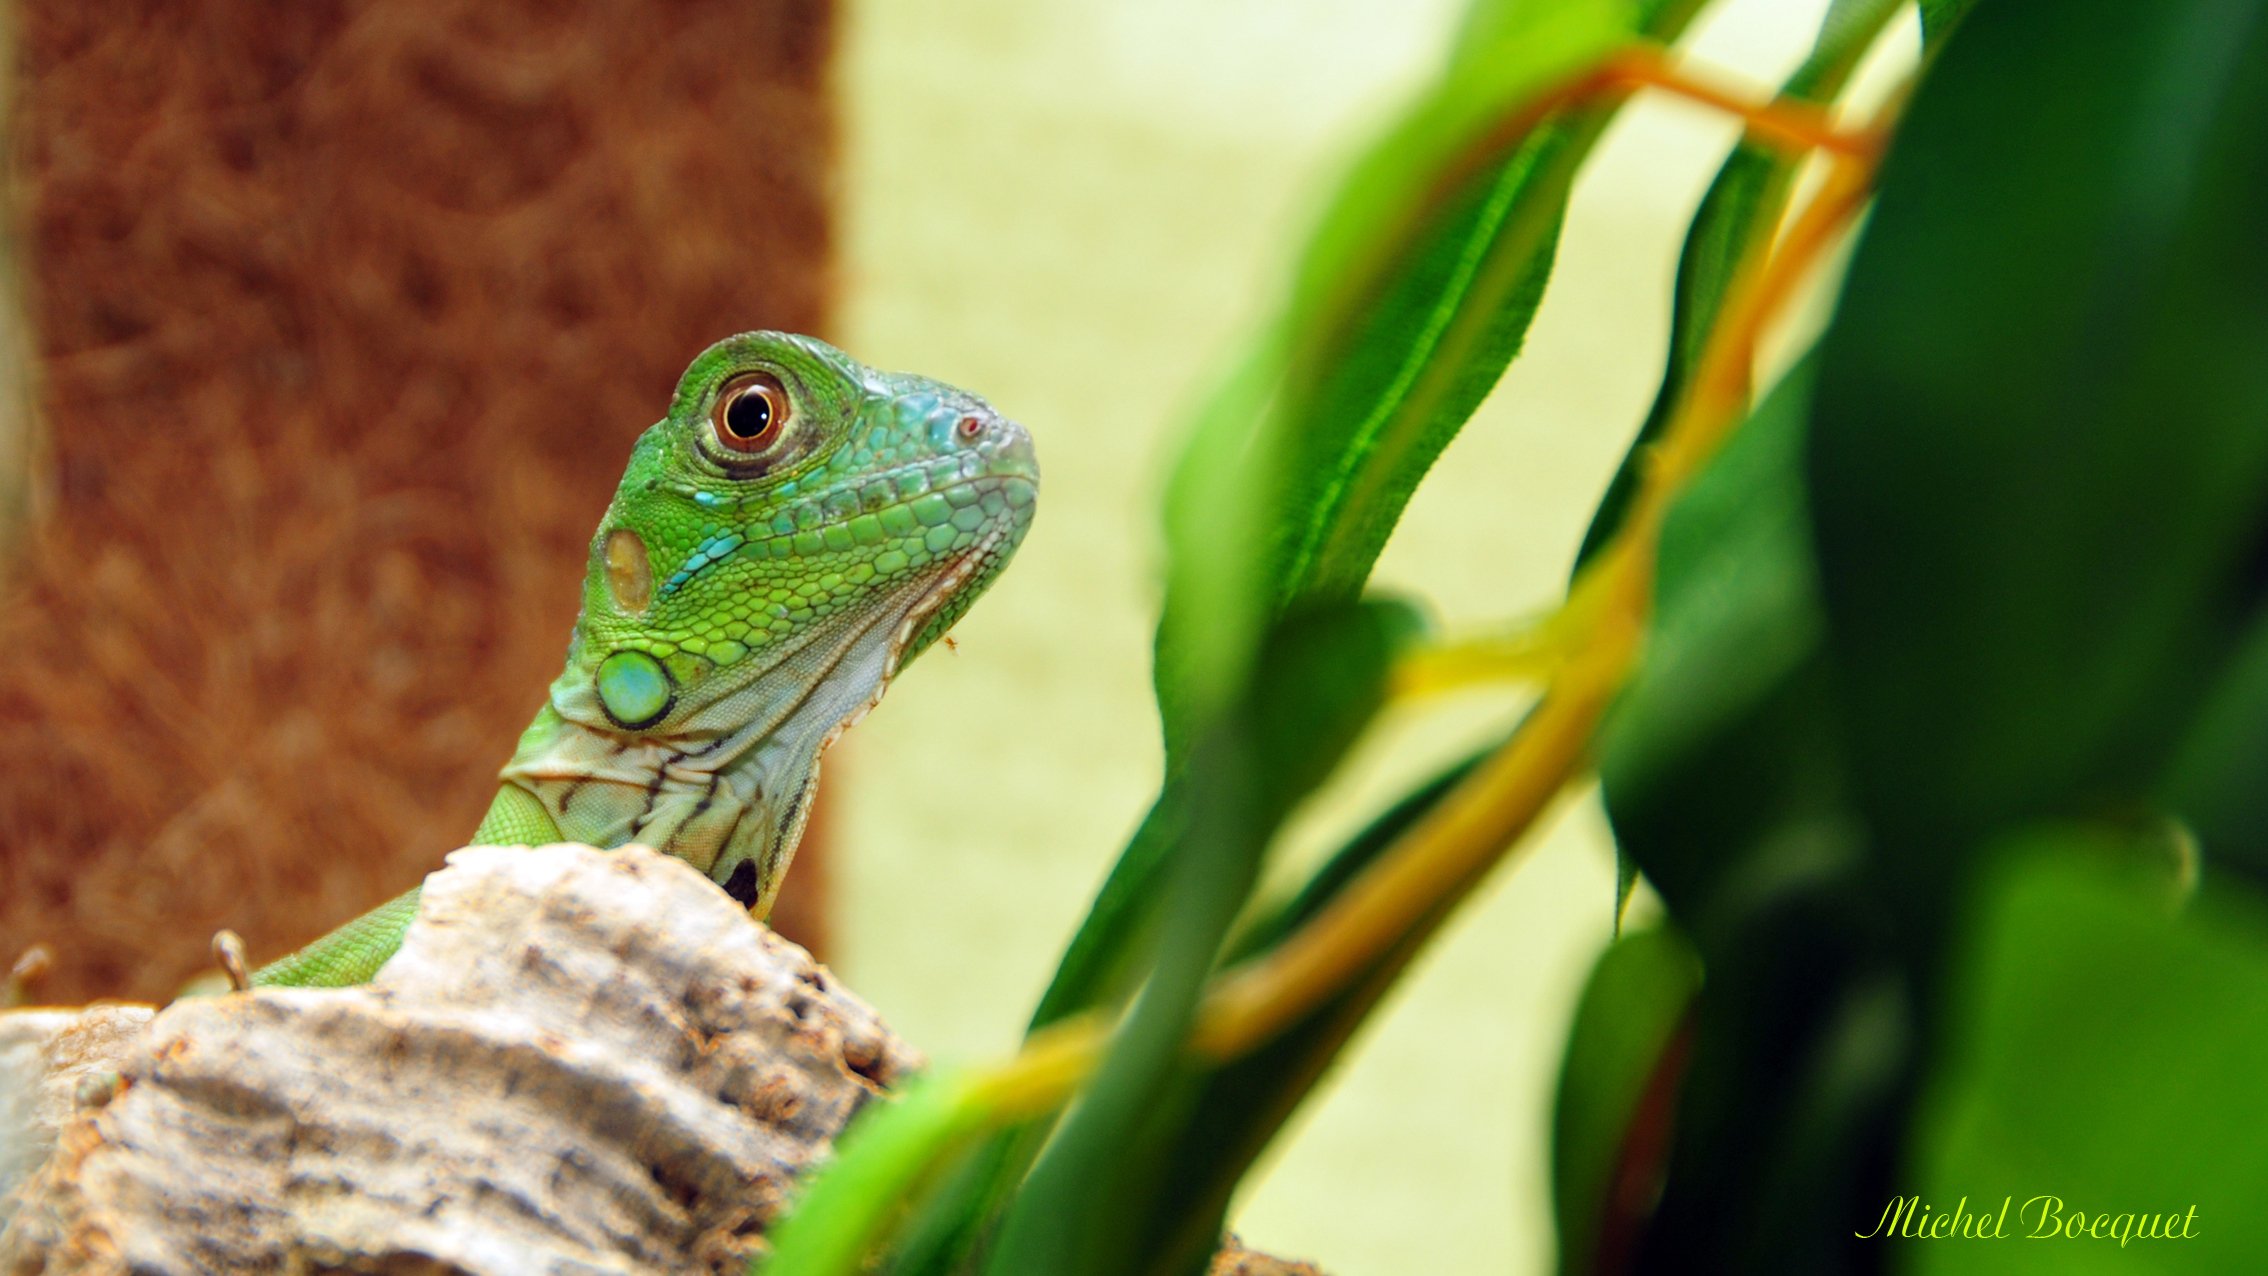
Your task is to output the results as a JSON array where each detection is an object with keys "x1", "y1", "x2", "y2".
[{"x1": 491, "y1": 558, "x2": 967, "y2": 916}]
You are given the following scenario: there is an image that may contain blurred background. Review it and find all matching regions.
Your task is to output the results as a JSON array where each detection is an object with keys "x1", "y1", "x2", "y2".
[{"x1": 0, "y1": 0, "x2": 1906, "y2": 1271}]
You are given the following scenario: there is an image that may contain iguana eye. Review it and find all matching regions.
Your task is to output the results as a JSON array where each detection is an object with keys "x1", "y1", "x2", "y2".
[{"x1": 712, "y1": 372, "x2": 790, "y2": 454}]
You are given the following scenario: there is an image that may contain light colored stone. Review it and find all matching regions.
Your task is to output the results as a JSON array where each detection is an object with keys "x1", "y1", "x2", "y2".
[
  {"x1": 0, "y1": 1003, "x2": 155, "y2": 1231},
  {"x1": 0, "y1": 844, "x2": 917, "y2": 1275}
]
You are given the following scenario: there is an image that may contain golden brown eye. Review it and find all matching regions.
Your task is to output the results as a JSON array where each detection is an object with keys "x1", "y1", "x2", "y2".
[{"x1": 712, "y1": 372, "x2": 790, "y2": 454}]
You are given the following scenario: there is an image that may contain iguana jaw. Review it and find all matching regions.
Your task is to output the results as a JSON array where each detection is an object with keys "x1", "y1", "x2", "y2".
[{"x1": 839, "y1": 516, "x2": 1025, "y2": 747}]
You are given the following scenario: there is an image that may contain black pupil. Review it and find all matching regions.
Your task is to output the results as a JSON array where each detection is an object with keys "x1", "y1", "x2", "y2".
[{"x1": 725, "y1": 389, "x2": 774, "y2": 440}]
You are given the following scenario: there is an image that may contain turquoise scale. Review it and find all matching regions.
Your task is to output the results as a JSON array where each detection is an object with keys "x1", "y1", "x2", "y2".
[{"x1": 595, "y1": 649, "x2": 673, "y2": 729}]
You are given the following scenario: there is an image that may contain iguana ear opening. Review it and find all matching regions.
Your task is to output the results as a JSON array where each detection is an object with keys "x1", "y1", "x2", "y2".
[{"x1": 603, "y1": 528, "x2": 653, "y2": 615}]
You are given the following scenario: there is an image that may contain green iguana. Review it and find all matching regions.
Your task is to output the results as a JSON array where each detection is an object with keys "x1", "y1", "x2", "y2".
[{"x1": 252, "y1": 331, "x2": 1038, "y2": 986}]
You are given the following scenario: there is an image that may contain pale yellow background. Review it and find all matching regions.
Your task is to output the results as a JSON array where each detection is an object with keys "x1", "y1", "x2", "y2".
[{"x1": 832, "y1": 1, "x2": 1909, "y2": 1271}]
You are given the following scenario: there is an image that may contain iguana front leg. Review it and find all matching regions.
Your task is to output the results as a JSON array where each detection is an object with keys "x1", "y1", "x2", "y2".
[
  {"x1": 249, "y1": 332, "x2": 1038, "y2": 988},
  {"x1": 248, "y1": 787, "x2": 560, "y2": 986}
]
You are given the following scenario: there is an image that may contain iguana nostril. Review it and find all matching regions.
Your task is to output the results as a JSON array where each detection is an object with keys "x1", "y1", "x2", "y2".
[
  {"x1": 956, "y1": 415, "x2": 985, "y2": 442},
  {"x1": 989, "y1": 419, "x2": 1038, "y2": 476}
]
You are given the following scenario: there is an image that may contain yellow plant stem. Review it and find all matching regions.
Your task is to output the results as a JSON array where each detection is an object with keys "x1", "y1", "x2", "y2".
[
  {"x1": 777, "y1": 102, "x2": 1885, "y2": 1276},
  {"x1": 1390, "y1": 628, "x2": 1567, "y2": 697},
  {"x1": 764, "y1": 46, "x2": 1902, "y2": 1276},
  {"x1": 1195, "y1": 599, "x2": 1641, "y2": 1055},
  {"x1": 1423, "y1": 42, "x2": 1877, "y2": 232},
  {"x1": 1640, "y1": 156, "x2": 1878, "y2": 530},
  {"x1": 1601, "y1": 47, "x2": 1884, "y2": 161},
  {"x1": 966, "y1": 1014, "x2": 1106, "y2": 1120}
]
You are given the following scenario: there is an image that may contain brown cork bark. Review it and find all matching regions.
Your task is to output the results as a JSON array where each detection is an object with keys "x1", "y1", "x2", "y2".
[
  {"x1": 0, "y1": 844, "x2": 916, "y2": 1273},
  {"x1": 0, "y1": 0, "x2": 839, "y2": 1001},
  {"x1": 1211, "y1": 1239, "x2": 1328, "y2": 1276}
]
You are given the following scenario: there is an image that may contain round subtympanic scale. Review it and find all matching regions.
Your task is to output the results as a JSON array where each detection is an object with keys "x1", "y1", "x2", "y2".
[{"x1": 595, "y1": 649, "x2": 673, "y2": 729}]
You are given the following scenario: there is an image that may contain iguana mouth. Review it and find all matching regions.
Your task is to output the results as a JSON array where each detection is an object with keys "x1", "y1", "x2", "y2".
[
  {"x1": 655, "y1": 458, "x2": 1034, "y2": 604},
  {"x1": 816, "y1": 513, "x2": 1024, "y2": 752},
  {"x1": 890, "y1": 515, "x2": 1019, "y2": 674}
]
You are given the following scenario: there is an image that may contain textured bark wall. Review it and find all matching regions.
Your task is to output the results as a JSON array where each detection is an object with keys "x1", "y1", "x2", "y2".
[{"x1": 0, "y1": 0, "x2": 837, "y2": 1001}]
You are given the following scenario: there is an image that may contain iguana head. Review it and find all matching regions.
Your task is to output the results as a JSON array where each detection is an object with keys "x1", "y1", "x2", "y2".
[{"x1": 500, "y1": 331, "x2": 1038, "y2": 911}]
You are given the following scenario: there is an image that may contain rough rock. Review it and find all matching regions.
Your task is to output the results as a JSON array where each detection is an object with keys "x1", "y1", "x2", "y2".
[
  {"x1": 0, "y1": 843, "x2": 916, "y2": 1274},
  {"x1": 1210, "y1": 1235, "x2": 1327, "y2": 1276},
  {"x1": 0, "y1": 1004, "x2": 155, "y2": 1224}
]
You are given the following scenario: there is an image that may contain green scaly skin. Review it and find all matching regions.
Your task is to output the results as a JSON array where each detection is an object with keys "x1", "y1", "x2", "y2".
[{"x1": 251, "y1": 332, "x2": 1038, "y2": 987}]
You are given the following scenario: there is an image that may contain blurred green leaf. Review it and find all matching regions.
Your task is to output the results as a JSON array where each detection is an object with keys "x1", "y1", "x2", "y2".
[
  {"x1": 1975, "y1": 817, "x2": 2198, "y2": 910},
  {"x1": 1914, "y1": 0, "x2": 1978, "y2": 47},
  {"x1": 984, "y1": 599, "x2": 1419, "y2": 1276},
  {"x1": 1551, "y1": 926, "x2": 1701, "y2": 1276},
  {"x1": 1599, "y1": 357, "x2": 1843, "y2": 921},
  {"x1": 885, "y1": 1115, "x2": 1038, "y2": 1276},
  {"x1": 761, "y1": 1072, "x2": 981, "y2": 1276},
  {"x1": 1610, "y1": 0, "x2": 2268, "y2": 1267},
  {"x1": 1642, "y1": 856, "x2": 1913, "y2": 1273},
  {"x1": 1038, "y1": 0, "x2": 1704, "y2": 1052},
  {"x1": 1806, "y1": 0, "x2": 2268, "y2": 902},
  {"x1": 2157, "y1": 618, "x2": 2268, "y2": 878},
  {"x1": 1112, "y1": 745, "x2": 1500, "y2": 1276},
  {"x1": 1594, "y1": 356, "x2": 1909, "y2": 1272},
  {"x1": 1907, "y1": 852, "x2": 2268, "y2": 1274}
]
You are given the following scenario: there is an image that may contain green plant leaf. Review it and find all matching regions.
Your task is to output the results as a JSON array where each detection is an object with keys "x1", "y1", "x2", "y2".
[
  {"x1": 1593, "y1": 357, "x2": 1907, "y2": 1271},
  {"x1": 1642, "y1": 886, "x2": 1913, "y2": 1273},
  {"x1": 1599, "y1": 356, "x2": 1843, "y2": 922},
  {"x1": 1914, "y1": 0, "x2": 1979, "y2": 48},
  {"x1": 1110, "y1": 746, "x2": 1493, "y2": 1276},
  {"x1": 1612, "y1": 0, "x2": 2268, "y2": 1266},
  {"x1": 1806, "y1": 0, "x2": 2268, "y2": 907},
  {"x1": 1907, "y1": 851, "x2": 2268, "y2": 1273},
  {"x1": 983, "y1": 599, "x2": 1419, "y2": 1276},
  {"x1": 1036, "y1": 0, "x2": 1705, "y2": 1058},
  {"x1": 1551, "y1": 926, "x2": 1702, "y2": 1276},
  {"x1": 760, "y1": 1071, "x2": 983, "y2": 1276},
  {"x1": 2157, "y1": 616, "x2": 2268, "y2": 879}
]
